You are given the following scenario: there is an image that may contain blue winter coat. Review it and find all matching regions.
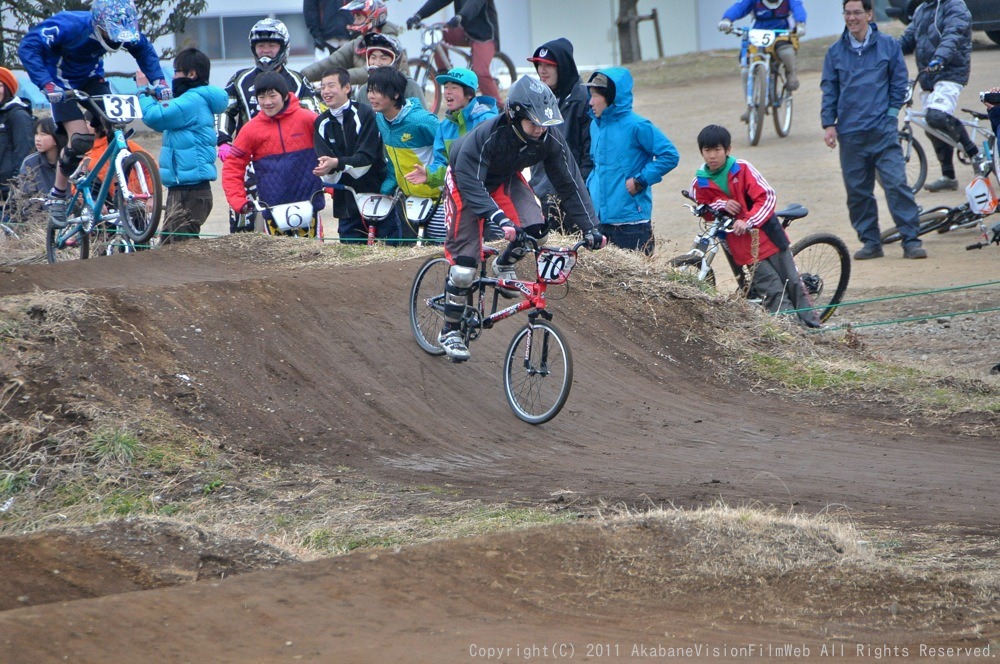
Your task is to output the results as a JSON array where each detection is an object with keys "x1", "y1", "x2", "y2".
[
  {"x1": 722, "y1": 0, "x2": 807, "y2": 30},
  {"x1": 821, "y1": 23, "x2": 909, "y2": 136},
  {"x1": 139, "y1": 83, "x2": 229, "y2": 188},
  {"x1": 898, "y1": 0, "x2": 972, "y2": 90},
  {"x1": 586, "y1": 67, "x2": 679, "y2": 225},
  {"x1": 18, "y1": 11, "x2": 164, "y2": 90}
]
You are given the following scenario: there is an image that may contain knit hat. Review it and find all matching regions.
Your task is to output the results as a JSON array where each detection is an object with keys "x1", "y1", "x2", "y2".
[{"x1": 0, "y1": 68, "x2": 18, "y2": 97}]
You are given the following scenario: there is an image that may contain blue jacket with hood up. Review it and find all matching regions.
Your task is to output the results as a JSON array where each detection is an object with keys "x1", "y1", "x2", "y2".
[{"x1": 586, "y1": 67, "x2": 678, "y2": 226}]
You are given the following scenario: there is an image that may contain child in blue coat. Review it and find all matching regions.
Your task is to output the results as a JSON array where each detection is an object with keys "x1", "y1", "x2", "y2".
[
  {"x1": 138, "y1": 49, "x2": 228, "y2": 244},
  {"x1": 585, "y1": 68, "x2": 678, "y2": 255}
]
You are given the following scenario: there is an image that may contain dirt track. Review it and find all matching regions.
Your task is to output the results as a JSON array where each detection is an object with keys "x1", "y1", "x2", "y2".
[{"x1": 1, "y1": 44, "x2": 999, "y2": 662}]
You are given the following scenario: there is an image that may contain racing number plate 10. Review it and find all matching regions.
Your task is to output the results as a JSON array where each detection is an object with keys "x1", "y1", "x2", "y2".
[{"x1": 536, "y1": 248, "x2": 576, "y2": 285}]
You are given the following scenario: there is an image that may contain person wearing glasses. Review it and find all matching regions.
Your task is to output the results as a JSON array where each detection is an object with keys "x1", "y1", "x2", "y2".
[{"x1": 821, "y1": 0, "x2": 927, "y2": 261}]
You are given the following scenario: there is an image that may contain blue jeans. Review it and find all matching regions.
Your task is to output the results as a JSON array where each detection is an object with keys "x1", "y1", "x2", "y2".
[
  {"x1": 599, "y1": 222, "x2": 654, "y2": 255},
  {"x1": 838, "y1": 126, "x2": 922, "y2": 248}
]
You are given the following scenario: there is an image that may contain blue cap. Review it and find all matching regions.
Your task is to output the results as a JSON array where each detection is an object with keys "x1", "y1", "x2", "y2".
[{"x1": 435, "y1": 67, "x2": 478, "y2": 92}]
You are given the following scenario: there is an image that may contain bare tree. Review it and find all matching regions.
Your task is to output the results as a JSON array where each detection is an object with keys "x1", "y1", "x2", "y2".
[
  {"x1": 2, "y1": 0, "x2": 207, "y2": 68},
  {"x1": 617, "y1": 0, "x2": 641, "y2": 65}
]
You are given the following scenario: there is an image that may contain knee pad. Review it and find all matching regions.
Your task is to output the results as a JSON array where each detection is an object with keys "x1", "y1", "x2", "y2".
[
  {"x1": 925, "y1": 108, "x2": 962, "y2": 142},
  {"x1": 58, "y1": 133, "x2": 96, "y2": 177},
  {"x1": 448, "y1": 262, "x2": 477, "y2": 289}
]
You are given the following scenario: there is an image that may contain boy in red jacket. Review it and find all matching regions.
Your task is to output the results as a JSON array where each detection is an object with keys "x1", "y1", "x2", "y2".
[
  {"x1": 222, "y1": 71, "x2": 325, "y2": 236},
  {"x1": 690, "y1": 124, "x2": 821, "y2": 328}
]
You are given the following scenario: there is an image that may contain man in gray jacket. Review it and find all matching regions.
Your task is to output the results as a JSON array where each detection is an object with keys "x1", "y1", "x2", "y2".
[
  {"x1": 898, "y1": 0, "x2": 983, "y2": 192},
  {"x1": 821, "y1": 0, "x2": 927, "y2": 260}
]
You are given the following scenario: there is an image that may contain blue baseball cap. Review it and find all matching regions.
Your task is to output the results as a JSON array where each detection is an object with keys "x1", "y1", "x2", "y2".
[{"x1": 435, "y1": 67, "x2": 478, "y2": 92}]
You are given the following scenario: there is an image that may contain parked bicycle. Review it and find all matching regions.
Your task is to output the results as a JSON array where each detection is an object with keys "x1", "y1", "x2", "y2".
[
  {"x1": 407, "y1": 21, "x2": 517, "y2": 117},
  {"x1": 409, "y1": 238, "x2": 591, "y2": 424},
  {"x1": 45, "y1": 89, "x2": 162, "y2": 263},
  {"x1": 897, "y1": 76, "x2": 996, "y2": 194},
  {"x1": 727, "y1": 26, "x2": 796, "y2": 146},
  {"x1": 669, "y1": 191, "x2": 851, "y2": 323},
  {"x1": 881, "y1": 171, "x2": 999, "y2": 243}
]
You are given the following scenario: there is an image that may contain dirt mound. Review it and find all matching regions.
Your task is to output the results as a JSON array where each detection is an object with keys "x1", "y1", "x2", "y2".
[{"x1": 2, "y1": 238, "x2": 999, "y2": 659}]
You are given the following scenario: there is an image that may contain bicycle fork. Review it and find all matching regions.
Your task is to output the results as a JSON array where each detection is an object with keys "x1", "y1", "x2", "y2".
[{"x1": 522, "y1": 310, "x2": 553, "y2": 377}]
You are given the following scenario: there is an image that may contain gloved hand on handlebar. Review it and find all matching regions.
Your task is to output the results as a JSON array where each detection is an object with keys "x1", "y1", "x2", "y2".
[
  {"x1": 717, "y1": 19, "x2": 732, "y2": 33},
  {"x1": 153, "y1": 79, "x2": 172, "y2": 101},
  {"x1": 43, "y1": 82, "x2": 65, "y2": 104},
  {"x1": 794, "y1": 23, "x2": 806, "y2": 37},
  {"x1": 498, "y1": 218, "x2": 524, "y2": 243},
  {"x1": 406, "y1": 14, "x2": 422, "y2": 30},
  {"x1": 927, "y1": 59, "x2": 943, "y2": 73},
  {"x1": 583, "y1": 229, "x2": 607, "y2": 250}
]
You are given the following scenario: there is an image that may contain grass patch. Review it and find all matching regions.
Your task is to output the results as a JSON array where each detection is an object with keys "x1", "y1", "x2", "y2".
[{"x1": 85, "y1": 427, "x2": 141, "y2": 465}]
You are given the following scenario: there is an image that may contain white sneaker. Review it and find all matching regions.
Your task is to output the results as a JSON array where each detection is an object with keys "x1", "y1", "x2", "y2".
[
  {"x1": 438, "y1": 330, "x2": 470, "y2": 362},
  {"x1": 491, "y1": 260, "x2": 519, "y2": 298}
]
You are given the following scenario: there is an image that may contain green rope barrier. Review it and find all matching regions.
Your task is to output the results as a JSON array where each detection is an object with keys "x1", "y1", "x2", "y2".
[{"x1": 819, "y1": 304, "x2": 1000, "y2": 332}]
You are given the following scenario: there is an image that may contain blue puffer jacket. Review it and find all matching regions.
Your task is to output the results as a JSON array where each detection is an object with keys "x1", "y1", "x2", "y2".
[
  {"x1": 18, "y1": 11, "x2": 164, "y2": 90},
  {"x1": 898, "y1": 0, "x2": 972, "y2": 90},
  {"x1": 140, "y1": 83, "x2": 229, "y2": 188},
  {"x1": 821, "y1": 23, "x2": 909, "y2": 136},
  {"x1": 586, "y1": 67, "x2": 679, "y2": 225}
]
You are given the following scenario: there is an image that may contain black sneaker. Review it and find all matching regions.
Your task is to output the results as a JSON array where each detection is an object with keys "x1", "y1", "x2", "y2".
[
  {"x1": 853, "y1": 244, "x2": 884, "y2": 260},
  {"x1": 902, "y1": 244, "x2": 928, "y2": 259},
  {"x1": 45, "y1": 197, "x2": 69, "y2": 228}
]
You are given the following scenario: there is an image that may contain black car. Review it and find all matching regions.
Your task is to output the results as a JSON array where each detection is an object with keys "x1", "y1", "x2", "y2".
[{"x1": 887, "y1": 0, "x2": 1000, "y2": 45}]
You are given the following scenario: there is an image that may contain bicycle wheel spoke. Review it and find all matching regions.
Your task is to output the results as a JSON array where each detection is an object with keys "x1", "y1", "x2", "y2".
[{"x1": 409, "y1": 256, "x2": 450, "y2": 355}]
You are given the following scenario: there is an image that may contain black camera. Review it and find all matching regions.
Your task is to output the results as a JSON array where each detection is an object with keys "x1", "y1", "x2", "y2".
[{"x1": 981, "y1": 91, "x2": 1000, "y2": 104}]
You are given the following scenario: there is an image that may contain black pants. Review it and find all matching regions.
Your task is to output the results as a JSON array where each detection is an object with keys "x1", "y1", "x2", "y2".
[{"x1": 162, "y1": 184, "x2": 213, "y2": 244}]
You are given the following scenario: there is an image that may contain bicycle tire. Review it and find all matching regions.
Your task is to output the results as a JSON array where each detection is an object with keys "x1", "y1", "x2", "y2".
[
  {"x1": 503, "y1": 320, "x2": 573, "y2": 425},
  {"x1": 790, "y1": 232, "x2": 851, "y2": 323},
  {"x1": 668, "y1": 253, "x2": 717, "y2": 288},
  {"x1": 771, "y1": 66, "x2": 793, "y2": 138},
  {"x1": 879, "y1": 206, "x2": 952, "y2": 244},
  {"x1": 898, "y1": 130, "x2": 927, "y2": 194},
  {"x1": 747, "y1": 64, "x2": 767, "y2": 146},
  {"x1": 409, "y1": 255, "x2": 450, "y2": 355},
  {"x1": 409, "y1": 58, "x2": 441, "y2": 116},
  {"x1": 46, "y1": 221, "x2": 90, "y2": 263},
  {"x1": 489, "y1": 51, "x2": 518, "y2": 105},
  {"x1": 117, "y1": 151, "x2": 162, "y2": 245},
  {"x1": 90, "y1": 222, "x2": 137, "y2": 257},
  {"x1": 935, "y1": 205, "x2": 979, "y2": 234}
]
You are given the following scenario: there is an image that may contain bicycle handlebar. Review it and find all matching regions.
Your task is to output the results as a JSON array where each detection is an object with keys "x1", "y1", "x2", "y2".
[{"x1": 63, "y1": 88, "x2": 153, "y2": 128}]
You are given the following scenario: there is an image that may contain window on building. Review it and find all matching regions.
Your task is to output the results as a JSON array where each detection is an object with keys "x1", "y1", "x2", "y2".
[{"x1": 175, "y1": 14, "x2": 313, "y2": 60}]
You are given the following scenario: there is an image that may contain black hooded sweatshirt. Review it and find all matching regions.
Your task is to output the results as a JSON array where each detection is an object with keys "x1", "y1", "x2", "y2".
[{"x1": 527, "y1": 38, "x2": 593, "y2": 200}]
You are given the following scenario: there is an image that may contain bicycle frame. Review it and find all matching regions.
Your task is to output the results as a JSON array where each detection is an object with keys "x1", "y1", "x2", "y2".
[
  {"x1": 51, "y1": 91, "x2": 150, "y2": 250},
  {"x1": 461, "y1": 240, "x2": 582, "y2": 344}
]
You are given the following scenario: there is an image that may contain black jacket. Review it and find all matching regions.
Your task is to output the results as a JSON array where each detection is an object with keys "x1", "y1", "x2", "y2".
[
  {"x1": 527, "y1": 38, "x2": 593, "y2": 200},
  {"x1": 414, "y1": 0, "x2": 499, "y2": 47},
  {"x1": 303, "y1": 0, "x2": 352, "y2": 43},
  {"x1": 313, "y1": 101, "x2": 386, "y2": 218},
  {"x1": 449, "y1": 115, "x2": 597, "y2": 232},
  {"x1": 0, "y1": 97, "x2": 34, "y2": 194},
  {"x1": 898, "y1": 0, "x2": 972, "y2": 89}
]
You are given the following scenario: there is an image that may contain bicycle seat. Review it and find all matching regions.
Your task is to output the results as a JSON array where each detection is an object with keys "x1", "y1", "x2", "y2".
[
  {"x1": 776, "y1": 203, "x2": 808, "y2": 219},
  {"x1": 962, "y1": 108, "x2": 989, "y2": 120}
]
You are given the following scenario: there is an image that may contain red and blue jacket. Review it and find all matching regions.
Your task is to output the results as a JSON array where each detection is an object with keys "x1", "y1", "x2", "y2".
[{"x1": 223, "y1": 93, "x2": 325, "y2": 212}]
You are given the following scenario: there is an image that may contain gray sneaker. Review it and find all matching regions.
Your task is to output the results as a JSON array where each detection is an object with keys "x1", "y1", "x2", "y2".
[
  {"x1": 924, "y1": 176, "x2": 958, "y2": 192},
  {"x1": 438, "y1": 330, "x2": 470, "y2": 362},
  {"x1": 45, "y1": 197, "x2": 68, "y2": 228},
  {"x1": 903, "y1": 244, "x2": 928, "y2": 259}
]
